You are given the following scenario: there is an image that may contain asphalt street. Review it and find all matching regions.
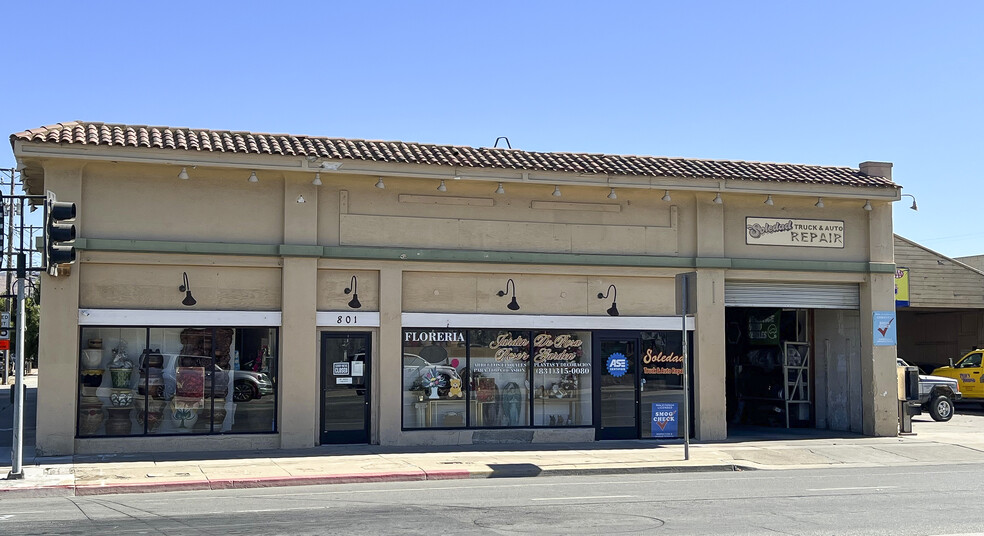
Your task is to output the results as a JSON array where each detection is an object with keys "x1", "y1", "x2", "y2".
[{"x1": 1, "y1": 463, "x2": 983, "y2": 535}]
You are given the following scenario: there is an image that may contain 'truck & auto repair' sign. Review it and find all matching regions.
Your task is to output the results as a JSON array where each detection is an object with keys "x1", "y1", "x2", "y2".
[{"x1": 745, "y1": 217, "x2": 845, "y2": 248}]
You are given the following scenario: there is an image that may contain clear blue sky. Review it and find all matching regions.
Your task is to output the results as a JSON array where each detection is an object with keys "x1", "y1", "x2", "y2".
[{"x1": 2, "y1": 1, "x2": 981, "y2": 257}]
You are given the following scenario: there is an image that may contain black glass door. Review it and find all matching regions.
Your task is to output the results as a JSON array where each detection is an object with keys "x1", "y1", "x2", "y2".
[
  {"x1": 594, "y1": 334, "x2": 640, "y2": 440},
  {"x1": 320, "y1": 333, "x2": 370, "y2": 444}
]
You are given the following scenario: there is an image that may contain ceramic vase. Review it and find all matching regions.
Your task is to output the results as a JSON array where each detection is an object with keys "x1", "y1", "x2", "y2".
[
  {"x1": 105, "y1": 407, "x2": 132, "y2": 435},
  {"x1": 80, "y1": 370, "x2": 104, "y2": 388},
  {"x1": 199, "y1": 400, "x2": 227, "y2": 429},
  {"x1": 81, "y1": 349, "x2": 102, "y2": 369},
  {"x1": 78, "y1": 406, "x2": 104, "y2": 436},
  {"x1": 110, "y1": 367, "x2": 133, "y2": 388},
  {"x1": 110, "y1": 389, "x2": 133, "y2": 407},
  {"x1": 429, "y1": 386, "x2": 439, "y2": 399},
  {"x1": 170, "y1": 406, "x2": 199, "y2": 429}
]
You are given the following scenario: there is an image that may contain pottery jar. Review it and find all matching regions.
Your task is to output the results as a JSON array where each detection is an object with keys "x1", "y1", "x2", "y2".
[
  {"x1": 78, "y1": 406, "x2": 105, "y2": 436},
  {"x1": 105, "y1": 407, "x2": 133, "y2": 435},
  {"x1": 170, "y1": 406, "x2": 199, "y2": 429},
  {"x1": 109, "y1": 389, "x2": 133, "y2": 407},
  {"x1": 80, "y1": 369, "x2": 104, "y2": 388},
  {"x1": 81, "y1": 349, "x2": 103, "y2": 369},
  {"x1": 109, "y1": 367, "x2": 134, "y2": 388}
]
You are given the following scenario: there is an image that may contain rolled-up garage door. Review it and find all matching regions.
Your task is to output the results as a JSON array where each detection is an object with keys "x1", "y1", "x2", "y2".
[{"x1": 725, "y1": 281, "x2": 860, "y2": 309}]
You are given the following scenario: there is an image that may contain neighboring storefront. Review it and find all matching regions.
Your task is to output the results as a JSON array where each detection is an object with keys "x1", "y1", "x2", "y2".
[
  {"x1": 11, "y1": 122, "x2": 902, "y2": 456},
  {"x1": 894, "y1": 235, "x2": 984, "y2": 371}
]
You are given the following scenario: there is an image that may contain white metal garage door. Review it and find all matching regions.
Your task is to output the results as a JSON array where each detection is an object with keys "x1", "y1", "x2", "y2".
[{"x1": 725, "y1": 281, "x2": 860, "y2": 309}]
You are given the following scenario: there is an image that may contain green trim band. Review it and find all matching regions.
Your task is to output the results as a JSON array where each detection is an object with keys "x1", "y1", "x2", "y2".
[{"x1": 75, "y1": 238, "x2": 893, "y2": 274}]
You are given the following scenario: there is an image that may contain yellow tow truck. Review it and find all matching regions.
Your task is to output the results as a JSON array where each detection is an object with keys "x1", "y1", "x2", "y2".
[{"x1": 931, "y1": 349, "x2": 983, "y2": 403}]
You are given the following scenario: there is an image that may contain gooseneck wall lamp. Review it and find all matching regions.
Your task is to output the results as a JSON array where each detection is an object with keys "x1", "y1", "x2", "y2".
[
  {"x1": 598, "y1": 284, "x2": 619, "y2": 316},
  {"x1": 901, "y1": 193, "x2": 918, "y2": 211},
  {"x1": 344, "y1": 275, "x2": 362, "y2": 309},
  {"x1": 179, "y1": 272, "x2": 197, "y2": 307},
  {"x1": 496, "y1": 278, "x2": 520, "y2": 311}
]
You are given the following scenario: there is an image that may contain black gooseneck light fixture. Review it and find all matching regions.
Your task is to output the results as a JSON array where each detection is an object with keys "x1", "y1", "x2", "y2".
[
  {"x1": 179, "y1": 272, "x2": 196, "y2": 307},
  {"x1": 598, "y1": 284, "x2": 619, "y2": 316},
  {"x1": 496, "y1": 278, "x2": 520, "y2": 311},
  {"x1": 344, "y1": 275, "x2": 362, "y2": 309}
]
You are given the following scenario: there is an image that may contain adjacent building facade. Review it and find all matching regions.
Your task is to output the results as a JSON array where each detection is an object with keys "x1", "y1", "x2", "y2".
[
  {"x1": 11, "y1": 122, "x2": 902, "y2": 456},
  {"x1": 894, "y1": 235, "x2": 984, "y2": 370}
]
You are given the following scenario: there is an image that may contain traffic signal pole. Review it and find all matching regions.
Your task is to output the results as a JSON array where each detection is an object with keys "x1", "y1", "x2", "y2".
[
  {"x1": 7, "y1": 253, "x2": 26, "y2": 479},
  {"x1": 0, "y1": 192, "x2": 54, "y2": 481}
]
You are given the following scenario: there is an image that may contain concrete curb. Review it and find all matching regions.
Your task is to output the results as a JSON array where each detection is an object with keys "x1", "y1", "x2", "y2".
[{"x1": 0, "y1": 463, "x2": 744, "y2": 498}]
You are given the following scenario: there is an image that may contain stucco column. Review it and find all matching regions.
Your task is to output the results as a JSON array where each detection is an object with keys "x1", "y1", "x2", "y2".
[
  {"x1": 377, "y1": 267, "x2": 403, "y2": 445},
  {"x1": 279, "y1": 173, "x2": 320, "y2": 448},
  {"x1": 36, "y1": 162, "x2": 84, "y2": 456},
  {"x1": 861, "y1": 201, "x2": 898, "y2": 436},
  {"x1": 279, "y1": 257, "x2": 319, "y2": 448},
  {"x1": 694, "y1": 268, "x2": 727, "y2": 440}
]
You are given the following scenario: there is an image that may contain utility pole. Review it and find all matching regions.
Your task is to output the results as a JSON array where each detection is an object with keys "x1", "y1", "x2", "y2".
[
  {"x1": 2, "y1": 168, "x2": 15, "y2": 385},
  {"x1": 7, "y1": 253, "x2": 26, "y2": 479},
  {"x1": 3, "y1": 191, "x2": 47, "y2": 481}
]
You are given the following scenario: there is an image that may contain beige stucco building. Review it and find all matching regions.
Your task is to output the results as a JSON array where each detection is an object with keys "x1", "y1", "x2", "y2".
[{"x1": 12, "y1": 122, "x2": 902, "y2": 456}]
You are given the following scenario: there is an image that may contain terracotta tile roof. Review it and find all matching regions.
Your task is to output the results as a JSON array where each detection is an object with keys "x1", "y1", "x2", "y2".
[{"x1": 10, "y1": 121, "x2": 895, "y2": 187}]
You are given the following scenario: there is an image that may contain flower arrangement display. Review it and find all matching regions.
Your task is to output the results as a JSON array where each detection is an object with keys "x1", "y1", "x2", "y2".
[{"x1": 420, "y1": 368, "x2": 447, "y2": 399}]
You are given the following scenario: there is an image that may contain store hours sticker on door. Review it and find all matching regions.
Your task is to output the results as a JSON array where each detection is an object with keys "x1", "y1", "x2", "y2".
[{"x1": 607, "y1": 352, "x2": 628, "y2": 377}]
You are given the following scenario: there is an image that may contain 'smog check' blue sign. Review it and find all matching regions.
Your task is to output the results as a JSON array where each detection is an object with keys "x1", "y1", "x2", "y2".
[{"x1": 652, "y1": 403, "x2": 678, "y2": 438}]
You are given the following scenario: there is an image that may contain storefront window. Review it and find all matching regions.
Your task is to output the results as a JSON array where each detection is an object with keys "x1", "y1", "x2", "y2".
[
  {"x1": 401, "y1": 328, "x2": 592, "y2": 429},
  {"x1": 77, "y1": 326, "x2": 277, "y2": 437},
  {"x1": 532, "y1": 331, "x2": 591, "y2": 426},
  {"x1": 469, "y1": 330, "x2": 530, "y2": 427},
  {"x1": 402, "y1": 329, "x2": 467, "y2": 428},
  {"x1": 639, "y1": 331, "x2": 686, "y2": 439}
]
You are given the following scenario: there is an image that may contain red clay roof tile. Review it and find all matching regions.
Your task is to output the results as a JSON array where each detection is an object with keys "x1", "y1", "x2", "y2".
[{"x1": 10, "y1": 121, "x2": 895, "y2": 188}]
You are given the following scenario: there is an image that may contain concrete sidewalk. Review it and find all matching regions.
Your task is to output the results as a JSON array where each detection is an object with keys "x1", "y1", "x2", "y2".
[
  {"x1": 3, "y1": 371, "x2": 984, "y2": 498},
  {"x1": 4, "y1": 423, "x2": 984, "y2": 498}
]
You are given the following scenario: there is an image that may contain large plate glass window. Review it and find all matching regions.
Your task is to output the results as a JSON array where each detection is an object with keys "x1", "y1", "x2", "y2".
[
  {"x1": 402, "y1": 329, "x2": 467, "y2": 428},
  {"x1": 77, "y1": 326, "x2": 277, "y2": 437},
  {"x1": 469, "y1": 330, "x2": 530, "y2": 427},
  {"x1": 532, "y1": 331, "x2": 591, "y2": 426},
  {"x1": 401, "y1": 328, "x2": 592, "y2": 429}
]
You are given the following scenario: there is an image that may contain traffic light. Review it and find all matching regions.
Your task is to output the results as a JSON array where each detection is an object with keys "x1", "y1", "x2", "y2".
[{"x1": 44, "y1": 191, "x2": 77, "y2": 276}]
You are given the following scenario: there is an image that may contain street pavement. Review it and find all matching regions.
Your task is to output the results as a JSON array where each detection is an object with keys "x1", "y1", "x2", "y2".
[{"x1": 3, "y1": 370, "x2": 984, "y2": 498}]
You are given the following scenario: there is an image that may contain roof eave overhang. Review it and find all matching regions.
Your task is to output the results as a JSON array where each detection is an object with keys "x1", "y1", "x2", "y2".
[{"x1": 12, "y1": 140, "x2": 901, "y2": 201}]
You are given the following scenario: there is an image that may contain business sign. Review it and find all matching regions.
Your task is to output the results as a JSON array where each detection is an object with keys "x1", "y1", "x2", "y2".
[
  {"x1": 1, "y1": 312, "x2": 9, "y2": 328},
  {"x1": 746, "y1": 217, "x2": 845, "y2": 248},
  {"x1": 748, "y1": 310, "x2": 780, "y2": 345},
  {"x1": 332, "y1": 362, "x2": 350, "y2": 376},
  {"x1": 873, "y1": 310, "x2": 897, "y2": 347},
  {"x1": 606, "y1": 352, "x2": 628, "y2": 377},
  {"x1": 895, "y1": 267, "x2": 910, "y2": 307},
  {"x1": 651, "y1": 403, "x2": 679, "y2": 438}
]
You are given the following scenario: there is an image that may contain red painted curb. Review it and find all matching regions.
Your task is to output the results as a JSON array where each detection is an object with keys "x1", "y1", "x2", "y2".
[
  {"x1": 76, "y1": 480, "x2": 212, "y2": 496},
  {"x1": 69, "y1": 468, "x2": 475, "y2": 496}
]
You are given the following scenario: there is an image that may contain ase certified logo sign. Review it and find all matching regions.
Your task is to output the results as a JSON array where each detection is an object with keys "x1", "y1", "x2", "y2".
[{"x1": 606, "y1": 352, "x2": 628, "y2": 377}]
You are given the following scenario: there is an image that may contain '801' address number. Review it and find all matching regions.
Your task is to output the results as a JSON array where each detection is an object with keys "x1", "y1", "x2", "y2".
[{"x1": 337, "y1": 315, "x2": 357, "y2": 324}]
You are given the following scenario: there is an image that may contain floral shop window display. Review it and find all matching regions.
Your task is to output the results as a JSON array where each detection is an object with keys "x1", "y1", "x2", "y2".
[
  {"x1": 401, "y1": 329, "x2": 592, "y2": 429},
  {"x1": 469, "y1": 330, "x2": 530, "y2": 427},
  {"x1": 532, "y1": 331, "x2": 592, "y2": 427},
  {"x1": 402, "y1": 329, "x2": 468, "y2": 428}
]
